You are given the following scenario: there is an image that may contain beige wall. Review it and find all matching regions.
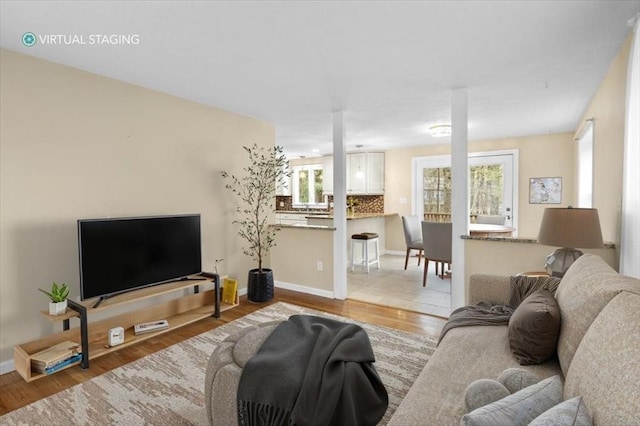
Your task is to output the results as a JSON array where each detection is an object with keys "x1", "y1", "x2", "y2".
[
  {"x1": 464, "y1": 240, "x2": 616, "y2": 296},
  {"x1": 574, "y1": 33, "x2": 632, "y2": 262},
  {"x1": 384, "y1": 133, "x2": 575, "y2": 252},
  {"x1": 0, "y1": 49, "x2": 274, "y2": 366},
  {"x1": 462, "y1": 34, "x2": 632, "y2": 301},
  {"x1": 270, "y1": 227, "x2": 335, "y2": 294}
]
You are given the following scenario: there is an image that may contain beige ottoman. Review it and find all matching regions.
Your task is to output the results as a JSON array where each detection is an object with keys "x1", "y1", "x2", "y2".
[{"x1": 204, "y1": 321, "x2": 282, "y2": 426}]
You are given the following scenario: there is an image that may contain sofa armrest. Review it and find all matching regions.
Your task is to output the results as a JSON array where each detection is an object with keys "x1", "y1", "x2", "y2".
[{"x1": 467, "y1": 274, "x2": 511, "y2": 306}]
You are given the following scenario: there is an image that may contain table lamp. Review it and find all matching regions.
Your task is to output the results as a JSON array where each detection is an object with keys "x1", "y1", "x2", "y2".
[{"x1": 537, "y1": 207, "x2": 603, "y2": 277}]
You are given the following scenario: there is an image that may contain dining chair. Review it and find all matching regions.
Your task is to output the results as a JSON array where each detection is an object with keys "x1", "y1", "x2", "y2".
[
  {"x1": 421, "y1": 221, "x2": 453, "y2": 287},
  {"x1": 402, "y1": 215, "x2": 423, "y2": 270},
  {"x1": 476, "y1": 215, "x2": 506, "y2": 225}
]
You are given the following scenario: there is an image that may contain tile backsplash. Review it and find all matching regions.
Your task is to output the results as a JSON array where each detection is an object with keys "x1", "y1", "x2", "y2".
[
  {"x1": 275, "y1": 196, "x2": 294, "y2": 211},
  {"x1": 275, "y1": 195, "x2": 384, "y2": 214}
]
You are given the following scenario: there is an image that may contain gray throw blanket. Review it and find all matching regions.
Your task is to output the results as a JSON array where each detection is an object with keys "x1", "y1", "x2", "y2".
[
  {"x1": 237, "y1": 315, "x2": 388, "y2": 426},
  {"x1": 437, "y1": 275, "x2": 561, "y2": 345}
]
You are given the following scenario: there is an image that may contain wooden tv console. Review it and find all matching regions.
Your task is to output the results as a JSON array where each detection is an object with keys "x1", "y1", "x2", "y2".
[{"x1": 14, "y1": 274, "x2": 238, "y2": 382}]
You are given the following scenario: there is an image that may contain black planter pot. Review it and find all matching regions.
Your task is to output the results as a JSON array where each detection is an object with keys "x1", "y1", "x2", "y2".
[{"x1": 247, "y1": 268, "x2": 274, "y2": 303}]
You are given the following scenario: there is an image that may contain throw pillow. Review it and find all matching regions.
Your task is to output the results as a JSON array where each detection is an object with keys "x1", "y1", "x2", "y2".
[
  {"x1": 463, "y1": 379, "x2": 511, "y2": 413},
  {"x1": 508, "y1": 289, "x2": 561, "y2": 365},
  {"x1": 509, "y1": 275, "x2": 561, "y2": 308},
  {"x1": 460, "y1": 375, "x2": 563, "y2": 426},
  {"x1": 529, "y1": 396, "x2": 593, "y2": 426},
  {"x1": 497, "y1": 368, "x2": 540, "y2": 393}
]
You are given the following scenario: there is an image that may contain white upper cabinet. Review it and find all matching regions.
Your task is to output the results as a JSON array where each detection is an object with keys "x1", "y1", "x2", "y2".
[
  {"x1": 322, "y1": 152, "x2": 384, "y2": 195},
  {"x1": 366, "y1": 152, "x2": 385, "y2": 195},
  {"x1": 322, "y1": 156, "x2": 333, "y2": 194},
  {"x1": 347, "y1": 153, "x2": 367, "y2": 194}
]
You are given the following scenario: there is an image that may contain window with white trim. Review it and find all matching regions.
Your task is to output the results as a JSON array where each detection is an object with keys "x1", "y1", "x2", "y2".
[
  {"x1": 577, "y1": 120, "x2": 594, "y2": 208},
  {"x1": 292, "y1": 164, "x2": 324, "y2": 206}
]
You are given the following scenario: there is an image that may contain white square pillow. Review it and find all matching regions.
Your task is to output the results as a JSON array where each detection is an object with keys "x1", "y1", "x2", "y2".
[
  {"x1": 460, "y1": 375, "x2": 563, "y2": 426},
  {"x1": 528, "y1": 396, "x2": 593, "y2": 426}
]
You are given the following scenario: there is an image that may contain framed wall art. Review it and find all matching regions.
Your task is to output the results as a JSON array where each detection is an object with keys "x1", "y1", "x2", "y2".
[{"x1": 529, "y1": 177, "x2": 562, "y2": 204}]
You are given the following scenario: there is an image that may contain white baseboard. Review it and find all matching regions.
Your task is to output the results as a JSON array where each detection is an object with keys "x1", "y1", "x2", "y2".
[
  {"x1": 0, "y1": 359, "x2": 15, "y2": 375},
  {"x1": 384, "y1": 250, "x2": 406, "y2": 256},
  {"x1": 275, "y1": 280, "x2": 335, "y2": 299}
]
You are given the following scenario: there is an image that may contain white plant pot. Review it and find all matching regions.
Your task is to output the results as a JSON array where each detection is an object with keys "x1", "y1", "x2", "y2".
[{"x1": 49, "y1": 300, "x2": 67, "y2": 315}]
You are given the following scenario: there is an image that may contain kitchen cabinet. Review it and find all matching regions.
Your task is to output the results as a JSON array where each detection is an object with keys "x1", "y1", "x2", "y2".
[
  {"x1": 275, "y1": 212, "x2": 307, "y2": 225},
  {"x1": 366, "y1": 152, "x2": 385, "y2": 195},
  {"x1": 347, "y1": 153, "x2": 367, "y2": 194},
  {"x1": 322, "y1": 153, "x2": 384, "y2": 195},
  {"x1": 322, "y1": 156, "x2": 333, "y2": 194}
]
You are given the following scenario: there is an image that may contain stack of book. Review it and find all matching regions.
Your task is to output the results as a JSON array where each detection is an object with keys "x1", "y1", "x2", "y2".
[
  {"x1": 134, "y1": 319, "x2": 169, "y2": 335},
  {"x1": 222, "y1": 278, "x2": 238, "y2": 304},
  {"x1": 31, "y1": 340, "x2": 82, "y2": 375}
]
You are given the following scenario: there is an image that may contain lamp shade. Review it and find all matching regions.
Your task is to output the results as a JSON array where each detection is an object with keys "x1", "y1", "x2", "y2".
[{"x1": 538, "y1": 207, "x2": 603, "y2": 249}]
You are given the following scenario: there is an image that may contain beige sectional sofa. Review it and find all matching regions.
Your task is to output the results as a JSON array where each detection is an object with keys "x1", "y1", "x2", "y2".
[{"x1": 388, "y1": 253, "x2": 640, "y2": 425}]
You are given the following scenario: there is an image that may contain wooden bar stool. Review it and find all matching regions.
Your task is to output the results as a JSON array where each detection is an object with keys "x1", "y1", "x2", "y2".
[{"x1": 350, "y1": 233, "x2": 380, "y2": 273}]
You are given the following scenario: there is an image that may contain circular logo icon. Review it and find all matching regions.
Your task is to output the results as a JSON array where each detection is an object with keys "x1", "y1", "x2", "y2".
[{"x1": 22, "y1": 32, "x2": 37, "y2": 47}]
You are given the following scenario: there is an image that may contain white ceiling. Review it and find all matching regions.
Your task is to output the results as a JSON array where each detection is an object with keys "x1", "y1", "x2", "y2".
[{"x1": 1, "y1": 1, "x2": 638, "y2": 158}]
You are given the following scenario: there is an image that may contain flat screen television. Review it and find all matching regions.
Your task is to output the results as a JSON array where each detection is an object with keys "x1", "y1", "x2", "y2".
[{"x1": 78, "y1": 214, "x2": 202, "y2": 304}]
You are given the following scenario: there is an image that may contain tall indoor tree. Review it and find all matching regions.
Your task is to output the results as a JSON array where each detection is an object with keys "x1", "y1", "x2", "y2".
[{"x1": 221, "y1": 144, "x2": 289, "y2": 302}]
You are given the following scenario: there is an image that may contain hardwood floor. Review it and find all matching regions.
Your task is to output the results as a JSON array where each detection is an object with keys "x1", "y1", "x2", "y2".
[{"x1": 0, "y1": 289, "x2": 446, "y2": 416}]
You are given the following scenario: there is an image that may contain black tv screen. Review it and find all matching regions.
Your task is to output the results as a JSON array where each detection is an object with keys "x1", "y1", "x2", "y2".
[{"x1": 78, "y1": 214, "x2": 202, "y2": 300}]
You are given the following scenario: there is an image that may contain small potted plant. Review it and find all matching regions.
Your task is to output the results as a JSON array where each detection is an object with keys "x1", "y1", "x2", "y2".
[{"x1": 39, "y1": 282, "x2": 69, "y2": 315}]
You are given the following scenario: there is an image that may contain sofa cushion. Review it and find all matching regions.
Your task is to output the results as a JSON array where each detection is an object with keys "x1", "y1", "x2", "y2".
[
  {"x1": 463, "y1": 379, "x2": 510, "y2": 413},
  {"x1": 497, "y1": 368, "x2": 540, "y2": 393},
  {"x1": 460, "y1": 375, "x2": 563, "y2": 426},
  {"x1": 528, "y1": 396, "x2": 593, "y2": 426},
  {"x1": 555, "y1": 254, "x2": 640, "y2": 376},
  {"x1": 563, "y1": 291, "x2": 640, "y2": 425},
  {"x1": 508, "y1": 289, "x2": 561, "y2": 364},
  {"x1": 387, "y1": 325, "x2": 561, "y2": 426}
]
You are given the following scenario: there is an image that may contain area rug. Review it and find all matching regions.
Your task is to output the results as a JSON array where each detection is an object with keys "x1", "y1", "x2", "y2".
[{"x1": 1, "y1": 302, "x2": 437, "y2": 425}]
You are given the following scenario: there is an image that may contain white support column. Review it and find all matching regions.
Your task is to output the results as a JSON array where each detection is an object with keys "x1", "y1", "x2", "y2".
[
  {"x1": 451, "y1": 88, "x2": 468, "y2": 310},
  {"x1": 333, "y1": 111, "x2": 348, "y2": 299}
]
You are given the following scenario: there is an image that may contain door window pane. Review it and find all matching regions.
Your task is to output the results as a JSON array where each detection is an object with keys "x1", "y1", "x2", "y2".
[
  {"x1": 469, "y1": 165, "x2": 503, "y2": 215},
  {"x1": 423, "y1": 167, "x2": 452, "y2": 215},
  {"x1": 423, "y1": 165, "x2": 504, "y2": 218}
]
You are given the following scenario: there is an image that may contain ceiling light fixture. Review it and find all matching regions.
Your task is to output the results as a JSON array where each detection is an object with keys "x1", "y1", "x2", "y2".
[{"x1": 429, "y1": 124, "x2": 452, "y2": 138}]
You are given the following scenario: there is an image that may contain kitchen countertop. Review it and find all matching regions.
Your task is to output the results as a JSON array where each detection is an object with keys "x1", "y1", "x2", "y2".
[
  {"x1": 272, "y1": 223, "x2": 336, "y2": 230},
  {"x1": 462, "y1": 234, "x2": 616, "y2": 248},
  {"x1": 304, "y1": 212, "x2": 396, "y2": 220}
]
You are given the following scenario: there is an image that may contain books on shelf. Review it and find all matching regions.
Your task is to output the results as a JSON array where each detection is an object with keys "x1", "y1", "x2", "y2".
[
  {"x1": 134, "y1": 319, "x2": 169, "y2": 335},
  {"x1": 43, "y1": 353, "x2": 83, "y2": 374},
  {"x1": 31, "y1": 340, "x2": 81, "y2": 373},
  {"x1": 222, "y1": 278, "x2": 238, "y2": 304}
]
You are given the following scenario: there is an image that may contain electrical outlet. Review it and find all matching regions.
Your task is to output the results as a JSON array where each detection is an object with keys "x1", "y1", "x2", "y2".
[
  {"x1": 279, "y1": 201, "x2": 285, "y2": 207},
  {"x1": 317, "y1": 261, "x2": 323, "y2": 271}
]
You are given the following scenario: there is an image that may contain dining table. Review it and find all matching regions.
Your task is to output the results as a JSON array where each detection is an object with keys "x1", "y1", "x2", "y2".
[{"x1": 468, "y1": 223, "x2": 516, "y2": 237}]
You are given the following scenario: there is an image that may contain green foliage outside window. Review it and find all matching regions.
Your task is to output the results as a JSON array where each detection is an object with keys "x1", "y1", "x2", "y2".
[{"x1": 423, "y1": 165, "x2": 503, "y2": 215}]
